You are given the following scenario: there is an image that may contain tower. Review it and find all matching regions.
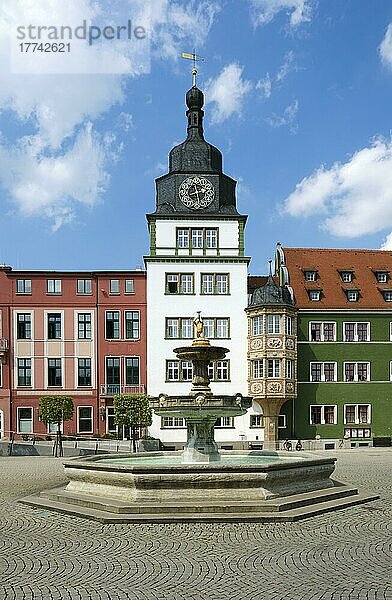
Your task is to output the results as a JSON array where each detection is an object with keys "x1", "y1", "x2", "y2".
[{"x1": 145, "y1": 80, "x2": 250, "y2": 448}]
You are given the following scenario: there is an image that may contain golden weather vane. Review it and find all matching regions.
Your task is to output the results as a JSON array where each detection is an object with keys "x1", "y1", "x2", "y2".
[{"x1": 181, "y1": 50, "x2": 204, "y2": 86}]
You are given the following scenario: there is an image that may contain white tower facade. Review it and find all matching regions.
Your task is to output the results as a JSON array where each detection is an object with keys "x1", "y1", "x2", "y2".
[{"x1": 145, "y1": 82, "x2": 254, "y2": 448}]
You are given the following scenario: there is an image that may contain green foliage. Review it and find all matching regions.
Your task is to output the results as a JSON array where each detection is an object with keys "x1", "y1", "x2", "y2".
[
  {"x1": 39, "y1": 396, "x2": 74, "y2": 426},
  {"x1": 113, "y1": 394, "x2": 152, "y2": 428}
]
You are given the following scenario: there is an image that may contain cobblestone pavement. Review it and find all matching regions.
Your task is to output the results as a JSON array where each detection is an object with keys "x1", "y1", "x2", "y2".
[{"x1": 0, "y1": 451, "x2": 391, "y2": 600}]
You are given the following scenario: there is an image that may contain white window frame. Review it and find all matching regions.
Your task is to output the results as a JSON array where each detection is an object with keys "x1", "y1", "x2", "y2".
[
  {"x1": 343, "y1": 404, "x2": 371, "y2": 425},
  {"x1": 214, "y1": 416, "x2": 234, "y2": 428},
  {"x1": 124, "y1": 310, "x2": 140, "y2": 340},
  {"x1": 285, "y1": 315, "x2": 293, "y2": 336},
  {"x1": 253, "y1": 359, "x2": 264, "y2": 379},
  {"x1": 376, "y1": 272, "x2": 388, "y2": 283},
  {"x1": 105, "y1": 310, "x2": 120, "y2": 340},
  {"x1": 278, "y1": 414, "x2": 287, "y2": 429},
  {"x1": 304, "y1": 271, "x2": 317, "y2": 282},
  {"x1": 252, "y1": 315, "x2": 264, "y2": 336},
  {"x1": 267, "y1": 358, "x2": 281, "y2": 378},
  {"x1": 109, "y1": 279, "x2": 120, "y2": 294},
  {"x1": 267, "y1": 314, "x2": 281, "y2": 334},
  {"x1": 77, "y1": 279, "x2": 92, "y2": 295},
  {"x1": 17, "y1": 406, "x2": 33, "y2": 434},
  {"x1": 47, "y1": 279, "x2": 62, "y2": 294},
  {"x1": 343, "y1": 321, "x2": 370, "y2": 342},
  {"x1": 309, "y1": 404, "x2": 337, "y2": 425},
  {"x1": 383, "y1": 290, "x2": 392, "y2": 302},
  {"x1": 285, "y1": 359, "x2": 292, "y2": 379},
  {"x1": 16, "y1": 279, "x2": 31, "y2": 294},
  {"x1": 77, "y1": 406, "x2": 93, "y2": 434},
  {"x1": 343, "y1": 362, "x2": 370, "y2": 382},
  {"x1": 309, "y1": 321, "x2": 336, "y2": 342},
  {"x1": 250, "y1": 414, "x2": 263, "y2": 428},
  {"x1": 310, "y1": 362, "x2": 337, "y2": 382},
  {"x1": 125, "y1": 356, "x2": 140, "y2": 386},
  {"x1": 308, "y1": 290, "x2": 321, "y2": 301},
  {"x1": 125, "y1": 279, "x2": 134, "y2": 294},
  {"x1": 346, "y1": 290, "x2": 359, "y2": 302},
  {"x1": 161, "y1": 416, "x2": 186, "y2": 428},
  {"x1": 340, "y1": 271, "x2": 353, "y2": 283}
]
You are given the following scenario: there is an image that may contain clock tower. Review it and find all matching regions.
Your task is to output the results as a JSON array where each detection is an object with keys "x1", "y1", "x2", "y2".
[{"x1": 145, "y1": 80, "x2": 251, "y2": 448}]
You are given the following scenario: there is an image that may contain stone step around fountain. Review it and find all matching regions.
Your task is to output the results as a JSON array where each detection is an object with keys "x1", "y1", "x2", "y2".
[{"x1": 20, "y1": 484, "x2": 379, "y2": 523}]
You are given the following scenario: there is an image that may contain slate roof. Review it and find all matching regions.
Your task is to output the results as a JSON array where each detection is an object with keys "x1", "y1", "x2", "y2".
[{"x1": 282, "y1": 247, "x2": 392, "y2": 309}]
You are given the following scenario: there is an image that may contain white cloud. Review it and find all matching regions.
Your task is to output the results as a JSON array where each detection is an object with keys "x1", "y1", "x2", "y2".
[
  {"x1": 0, "y1": 124, "x2": 111, "y2": 230},
  {"x1": 265, "y1": 99, "x2": 298, "y2": 131},
  {"x1": 276, "y1": 50, "x2": 297, "y2": 82},
  {"x1": 379, "y1": 23, "x2": 392, "y2": 68},
  {"x1": 381, "y1": 232, "x2": 392, "y2": 250},
  {"x1": 204, "y1": 64, "x2": 252, "y2": 124},
  {"x1": 256, "y1": 73, "x2": 272, "y2": 98},
  {"x1": 284, "y1": 139, "x2": 392, "y2": 239},
  {"x1": 152, "y1": 0, "x2": 221, "y2": 61},
  {"x1": 249, "y1": 0, "x2": 312, "y2": 27}
]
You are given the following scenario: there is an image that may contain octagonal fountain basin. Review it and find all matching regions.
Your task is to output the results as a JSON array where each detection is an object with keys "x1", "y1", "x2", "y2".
[{"x1": 62, "y1": 451, "x2": 337, "y2": 503}]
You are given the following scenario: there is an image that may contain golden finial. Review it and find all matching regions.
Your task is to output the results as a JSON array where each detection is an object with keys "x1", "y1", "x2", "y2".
[{"x1": 182, "y1": 51, "x2": 204, "y2": 87}]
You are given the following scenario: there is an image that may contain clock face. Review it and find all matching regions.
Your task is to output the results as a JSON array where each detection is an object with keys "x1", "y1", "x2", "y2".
[{"x1": 179, "y1": 176, "x2": 215, "y2": 209}]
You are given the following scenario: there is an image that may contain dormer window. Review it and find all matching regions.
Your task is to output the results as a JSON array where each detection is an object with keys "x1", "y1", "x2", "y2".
[
  {"x1": 375, "y1": 271, "x2": 389, "y2": 283},
  {"x1": 382, "y1": 290, "x2": 392, "y2": 302},
  {"x1": 340, "y1": 271, "x2": 353, "y2": 283},
  {"x1": 308, "y1": 290, "x2": 321, "y2": 301},
  {"x1": 304, "y1": 270, "x2": 317, "y2": 282},
  {"x1": 345, "y1": 289, "x2": 359, "y2": 302}
]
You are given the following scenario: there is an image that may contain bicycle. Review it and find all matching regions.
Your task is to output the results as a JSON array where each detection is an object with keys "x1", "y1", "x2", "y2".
[{"x1": 283, "y1": 439, "x2": 292, "y2": 451}]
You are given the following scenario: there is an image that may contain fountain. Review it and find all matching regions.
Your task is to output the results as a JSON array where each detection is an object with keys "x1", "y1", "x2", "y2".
[{"x1": 21, "y1": 316, "x2": 378, "y2": 522}]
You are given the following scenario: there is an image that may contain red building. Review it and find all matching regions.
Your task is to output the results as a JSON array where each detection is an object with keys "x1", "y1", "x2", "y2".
[{"x1": 0, "y1": 266, "x2": 146, "y2": 438}]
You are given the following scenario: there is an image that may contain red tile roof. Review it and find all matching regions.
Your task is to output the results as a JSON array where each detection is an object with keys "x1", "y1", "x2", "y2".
[{"x1": 282, "y1": 247, "x2": 392, "y2": 309}]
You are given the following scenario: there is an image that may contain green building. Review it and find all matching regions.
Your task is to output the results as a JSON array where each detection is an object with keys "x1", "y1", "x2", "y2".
[{"x1": 274, "y1": 244, "x2": 392, "y2": 449}]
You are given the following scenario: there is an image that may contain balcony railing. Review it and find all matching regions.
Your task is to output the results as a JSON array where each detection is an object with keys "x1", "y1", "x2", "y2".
[
  {"x1": 100, "y1": 384, "x2": 146, "y2": 396},
  {"x1": 0, "y1": 338, "x2": 8, "y2": 351}
]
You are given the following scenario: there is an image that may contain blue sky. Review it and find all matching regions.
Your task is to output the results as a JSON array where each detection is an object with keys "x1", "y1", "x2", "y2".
[{"x1": 1, "y1": 0, "x2": 392, "y2": 275}]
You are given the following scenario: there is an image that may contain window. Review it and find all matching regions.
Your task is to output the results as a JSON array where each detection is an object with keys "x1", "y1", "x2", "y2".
[
  {"x1": 125, "y1": 311, "x2": 140, "y2": 340},
  {"x1": 344, "y1": 362, "x2": 370, "y2": 382},
  {"x1": 304, "y1": 271, "x2": 317, "y2": 282},
  {"x1": 18, "y1": 358, "x2": 31, "y2": 386},
  {"x1": 125, "y1": 279, "x2": 134, "y2": 294},
  {"x1": 340, "y1": 271, "x2": 353, "y2": 283},
  {"x1": 208, "y1": 361, "x2": 230, "y2": 381},
  {"x1": 48, "y1": 359, "x2": 62, "y2": 386},
  {"x1": 344, "y1": 322, "x2": 369, "y2": 342},
  {"x1": 77, "y1": 406, "x2": 93, "y2": 433},
  {"x1": 166, "y1": 273, "x2": 194, "y2": 294},
  {"x1": 106, "y1": 311, "x2": 120, "y2": 339},
  {"x1": 78, "y1": 313, "x2": 92, "y2": 339},
  {"x1": 310, "y1": 362, "x2": 336, "y2": 382},
  {"x1": 191, "y1": 229, "x2": 203, "y2": 248},
  {"x1": 216, "y1": 319, "x2": 229, "y2": 339},
  {"x1": 162, "y1": 416, "x2": 185, "y2": 428},
  {"x1": 285, "y1": 316, "x2": 293, "y2": 335},
  {"x1": 166, "y1": 319, "x2": 179, "y2": 338},
  {"x1": 201, "y1": 273, "x2": 229, "y2": 295},
  {"x1": 346, "y1": 290, "x2": 359, "y2": 302},
  {"x1": 17, "y1": 407, "x2": 33, "y2": 433},
  {"x1": 267, "y1": 359, "x2": 281, "y2": 378},
  {"x1": 203, "y1": 318, "x2": 214, "y2": 339},
  {"x1": 16, "y1": 279, "x2": 31, "y2": 294},
  {"x1": 78, "y1": 358, "x2": 91, "y2": 386},
  {"x1": 250, "y1": 415, "x2": 263, "y2": 427},
  {"x1": 106, "y1": 357, "x2": 120, "y2": 393},
  {"x1": 47, "y1": 421, "x2": 63, "y2": 434},
  {"x1": 205, "y1": 229, "x2": 217, "y2": 248},
  {"x1": 125, "y1": 357, "x2": 139, "y2": 385},
  {"x1": 215, "y1": 416, "x2": 234, "y2": 427},
  {"x1": 166, "y1": 361, "x2": 179, "y2": 381},
  {"x1": 278, "y1": 415, "x2": 287, "y2": 428},
  {"x1": 375, "y1": 271, "x2": 388, "y2": 283},
  {"x1": 177, "y1": 229, "x2": 189, "y2": 248},
  {"x1": 344, "y1": 427, "x2": 371, "y2": 439},
  {"x1": 48, "y1": 313, "x2": 61, "y2": 339},
  {"x1": 177, "y1": 228, "x2": 218, "y2": 249},
  {"x1": 253, "y1": 360, "x2": 264, "y2": 379},
  {"x1": 308, "y1": 290, "x2": 321, "y2": 301},
  {"x1": 267, "y1": 314, "x2": 281, "y2": 334},
  {"x1": 309, "y1": 322, "x2": 336, "y2": 342},
  {"x1": 181, "y1": 318, "x2": 193, "y2": 339},
  {"x1": 252, "y1": 316, "x2": 264, "y2": 336},
  {"x1": 47, "y1": 279, "x2": 61, "y2": 294},
  {"x1": 110, "y1": 279, "x2": 120, "y2": 294},
  {"x1": 165, "y1": 360, "x2": 193, "y2": 382},
  {"x1": 344, "y1": 404, "x2": 371, "y2": 425},
  {"x1": 17, "y1": 314, "x2": 31, "y2": 339},
  {"x1": 383, "y1": 290, "x2": 392, "y2": 302},
  {"x1": 310, "y1": 405, "x2": 337, "y2": 425},
  {"x1": 77, "y1": 279, "x2": 92, "y2": 295},
  {"x1": 285, "y1": 359, "x2": 293, "y2": 379}
]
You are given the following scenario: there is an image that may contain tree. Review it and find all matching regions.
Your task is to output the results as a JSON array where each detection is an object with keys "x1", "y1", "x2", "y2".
[
  {"x1": 113, "y1": 394, "x2": 152, "y2": 451},
  {"x1": 39, "y1": 396, "x2": 74, "y2": 457}
]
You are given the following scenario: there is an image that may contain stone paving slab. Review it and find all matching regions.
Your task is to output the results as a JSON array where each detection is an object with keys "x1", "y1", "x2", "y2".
[{"x1": 0, "y1": 450, "x2": 391, "y2": 599}]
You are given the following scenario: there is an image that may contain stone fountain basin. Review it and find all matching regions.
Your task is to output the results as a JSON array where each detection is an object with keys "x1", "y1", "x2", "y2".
[{"x1": 62, "y1": 451, "x2": 336, "y2": 503}]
